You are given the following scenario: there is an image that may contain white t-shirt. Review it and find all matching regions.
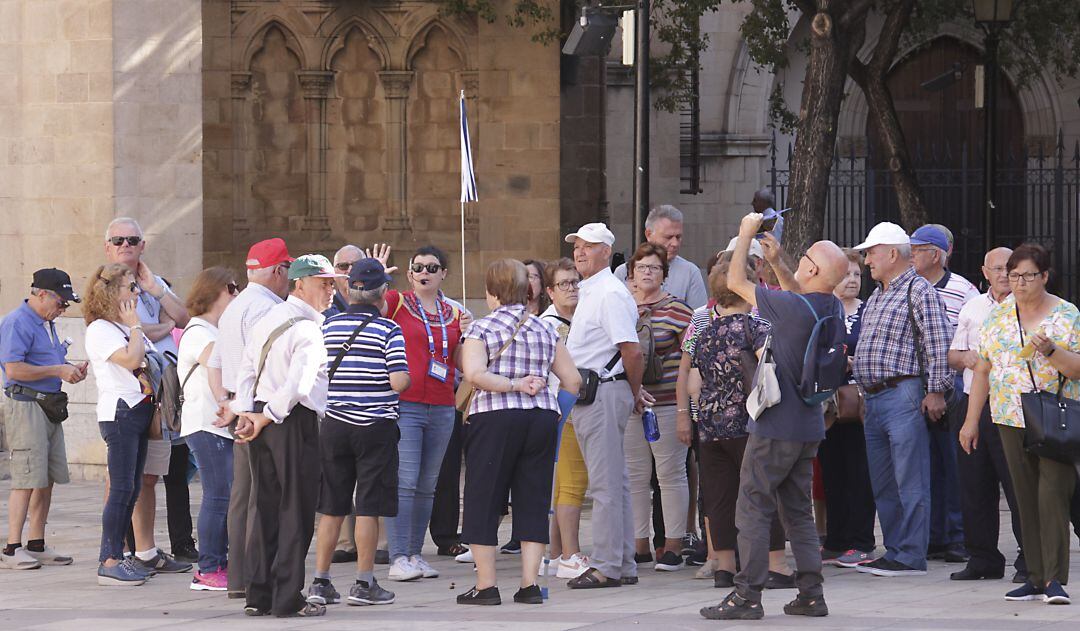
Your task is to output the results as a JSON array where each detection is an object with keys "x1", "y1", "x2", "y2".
[
  {"x1": 566, "y1": 267, "x2": 639, "y2": 378},
  {"x1": 178, "y1": 318, "x2": 230, "y2": 439},
  {"x1": 950, "y1": 292, "x2": 1005, "y2": 394},
  {"x1": 85, "y1": 319, "x2": 156, "y2": 423}
]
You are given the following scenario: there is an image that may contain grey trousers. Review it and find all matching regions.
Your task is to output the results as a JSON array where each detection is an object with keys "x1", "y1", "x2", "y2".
[
  {"x1": 227, "y1": 440, "x2": 255, "y2": 592},
  {"x1": 572, "y1": 380, "x2": 636, "y2": 579},
  {"x1": 734, "y1": 433, "x2": 823, "y2": 603}
]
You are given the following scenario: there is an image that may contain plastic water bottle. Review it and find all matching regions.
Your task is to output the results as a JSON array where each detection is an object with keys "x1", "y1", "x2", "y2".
[
  {"x1": 642, "y1": 407, "x2": 660, "y2": 442},
  {"x1": 540, "y1": 558, "x2": 550, "y2": 600}
]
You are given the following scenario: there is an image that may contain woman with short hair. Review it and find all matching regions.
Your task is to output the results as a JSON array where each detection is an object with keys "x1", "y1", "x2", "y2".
[{"x1": 457, "y1": 259, "x2": 581, "y2": 606}]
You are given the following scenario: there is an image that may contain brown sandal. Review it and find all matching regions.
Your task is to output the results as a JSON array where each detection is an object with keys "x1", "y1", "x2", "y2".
[{"x1": 567, "y1": 568, "x2": 622, "y2": 589}]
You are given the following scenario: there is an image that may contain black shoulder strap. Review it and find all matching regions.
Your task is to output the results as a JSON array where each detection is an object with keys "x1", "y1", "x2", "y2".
[
  {"x1": 328, "y1": 313, "x2": 378, "y2": 381},
  {"x1": 605, "y1": 350, "x2": 622, "y2": 372},
  {"x1": 549, "y1": 315, "x2": 571, "y2": 327}
]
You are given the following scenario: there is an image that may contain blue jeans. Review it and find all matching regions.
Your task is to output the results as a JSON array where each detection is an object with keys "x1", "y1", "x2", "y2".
[
  {"x1": 187, "y1": 431, "x2": 234, "y2": 573},
  {"x1": 388, "y1": 402, "x2": 455, "y2": 559},
  {"x1": 98, "y1": 399, "x2": 152, "y2": 563},
  {"x1": 928, "y1": 392, "x2": 964, "y2": 549},
  {"x1": 863, "y1": 378, "x2": 931, "y2": 570}
]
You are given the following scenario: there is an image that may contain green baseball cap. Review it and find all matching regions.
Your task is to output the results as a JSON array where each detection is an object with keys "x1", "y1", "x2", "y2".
[{"x1": 288, "y1": 254, "x2": 346, "y2": 280}]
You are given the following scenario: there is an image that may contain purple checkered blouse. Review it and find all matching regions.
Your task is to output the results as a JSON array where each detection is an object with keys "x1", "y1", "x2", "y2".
[{"x1": 464, "y1": 304, "x2": 560, "y2": 415}]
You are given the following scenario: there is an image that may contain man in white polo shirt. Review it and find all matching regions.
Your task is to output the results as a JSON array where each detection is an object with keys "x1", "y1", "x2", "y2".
[
  {"x1": 615, "y1": 205, "x2": 707, "y2": 309},
  {"x1": 564, "y1": 223, "x2": 648, "y2": 589}
]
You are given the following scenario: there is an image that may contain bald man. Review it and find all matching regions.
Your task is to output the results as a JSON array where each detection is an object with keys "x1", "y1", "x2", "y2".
[
  {"x1": 325, "y1": 245, "x2": 364, "y2": 318},
  {"x1": 700, "y1": 213, "x2": 847, "y2": 621}
]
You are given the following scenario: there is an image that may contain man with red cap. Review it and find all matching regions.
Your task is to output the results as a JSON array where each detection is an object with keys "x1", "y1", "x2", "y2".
[{"x1": 206, "y1": 237, "x2": 293, "y2": 599}]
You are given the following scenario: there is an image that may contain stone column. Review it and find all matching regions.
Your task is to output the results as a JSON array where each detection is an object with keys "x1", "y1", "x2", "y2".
[
  {"x1": 231, "y1": 72, "x2": 252, "y2": 235},
  {"x1": 457, "y1": 70, "x2": 480, "y2": 230},
  {"x1": 378, "y1": 70, "x2": 414, "y2": 231},
  {"x1": 297, "y1": 70, "x2": 336, "y2": 233}
]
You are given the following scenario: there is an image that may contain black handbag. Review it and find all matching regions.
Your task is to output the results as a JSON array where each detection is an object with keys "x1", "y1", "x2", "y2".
[
  {"x1": 577, "y1": 351, "x2": 622, "y2": 405},
  {"x1": 1016, "y1": 305, "x2": 1080, "y2": 464}
]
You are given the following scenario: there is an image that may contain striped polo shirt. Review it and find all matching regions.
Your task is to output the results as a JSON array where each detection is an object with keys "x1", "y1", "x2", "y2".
[
  {"x1": 639, "y1": 295, "x2": 694, "y2": 406},
  {"x1": 323, "y1": 304, "x2": 408, "y2": 426},
  {"x1": 932, "y1": 270, "x2": 981, "y2": 327}
]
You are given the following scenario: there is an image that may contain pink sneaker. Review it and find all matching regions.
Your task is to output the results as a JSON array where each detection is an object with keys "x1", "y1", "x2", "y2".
[{"x1": 190, "y1": 569, "x2": 228, "y2": 591}]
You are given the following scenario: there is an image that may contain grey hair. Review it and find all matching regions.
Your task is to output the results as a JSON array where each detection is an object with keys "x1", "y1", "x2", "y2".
[
  {"x1": 348, "y1": 284, "x2": 388, "y2": 306},
  {"x1": 894, "y1": 243, "x2": 912, "y2": 259},
  {"x1": 926, "y1": 223, "x2": 954, "y2": 248},
  {"x1": 334, "y1": 244, "x2": 363, "y2": 264},
  {"x1": 645, "y1": 205, "x2": 684, "y2": 229},
  {"x1": 105, "y1": 217, "x2": 143, "y2": 240}
]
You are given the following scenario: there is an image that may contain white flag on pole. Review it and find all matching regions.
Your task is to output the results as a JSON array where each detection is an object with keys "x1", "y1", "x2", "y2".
[{"x1": 459, "y1": 90, "x2": 478, "y2": 203}]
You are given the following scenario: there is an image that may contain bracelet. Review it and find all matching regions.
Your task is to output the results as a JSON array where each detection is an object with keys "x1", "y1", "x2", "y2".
[
  {"x1": 131, "y1": 325, "x2": 144, "y2": 332},
  {"x1": 508, "y1": 378, "x2": 516, "y2": 393},
  {"x1": 1046, "y1": 346, "x2": 1057, "y2": 357},
  {"x1": 677, "y1": 408, "x2": 690, "y2": 413}
]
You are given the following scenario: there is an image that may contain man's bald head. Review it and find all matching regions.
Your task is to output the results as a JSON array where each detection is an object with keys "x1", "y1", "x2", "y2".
[
  {"x1": 332, "y1": 244, "x2": 364, "y2": 295},
  {"x1": 752, "y1": 188, "x2": 775, "y2": 213},
  {"x1": 984, "y1": 247, "x2": 1012, "y2": 267},
  {"x1": 802, "y1": 240, "x2": 848, "y2": 292}
]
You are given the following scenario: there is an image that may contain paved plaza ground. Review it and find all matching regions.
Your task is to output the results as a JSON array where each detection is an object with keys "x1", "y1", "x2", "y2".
[{"x1": 2, "y1": 479, "x2": 1080, "y2": 630}]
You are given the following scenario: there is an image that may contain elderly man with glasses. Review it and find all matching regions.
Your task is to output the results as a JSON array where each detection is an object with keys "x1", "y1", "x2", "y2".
[{"x1": 1, "y1": 269, "x2": 87, "y2": 570}]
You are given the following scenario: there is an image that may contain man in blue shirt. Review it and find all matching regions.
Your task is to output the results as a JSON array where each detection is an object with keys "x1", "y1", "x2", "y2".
[{"x1": 1, "y1": 268, "x2": 87, "y2": 570}]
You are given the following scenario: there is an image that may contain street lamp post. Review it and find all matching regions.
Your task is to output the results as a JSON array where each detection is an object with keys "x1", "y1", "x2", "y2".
[
  {"x1": 973, "y1": 0, "x2": 1014, "y2": 252},
  {"x1": 632, "y1": 0, "x2": 650, "y2": 248}
]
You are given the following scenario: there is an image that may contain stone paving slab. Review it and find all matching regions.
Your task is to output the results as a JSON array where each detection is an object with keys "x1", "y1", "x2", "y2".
[{"x1": 2, "y1": 480, "x2": 1080, "y2": 630}]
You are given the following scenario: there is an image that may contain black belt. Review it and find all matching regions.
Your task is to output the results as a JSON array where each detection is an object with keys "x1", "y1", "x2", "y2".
[
  {"x1": 4, "y1": 384, "x2": 55, "y2": 403},
  {"x1": 863, "y1": 375, "x2": 918, "y2": 395},
  {"x1": 599, "y1": 373, "x2": 628, "y2": 384}
]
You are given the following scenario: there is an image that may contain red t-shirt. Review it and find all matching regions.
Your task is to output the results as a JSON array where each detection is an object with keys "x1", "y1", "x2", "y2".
[{"x1": 386, "y1": 290, "x2": 462, "y2": 406}]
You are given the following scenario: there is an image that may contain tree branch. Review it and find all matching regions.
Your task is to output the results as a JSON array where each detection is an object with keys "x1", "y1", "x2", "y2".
[
  {"x1": 839, "y1": 0, "x2": 875, "y2": 29},
  {"x1": 867, "y1": 0, "x2": 914, "y2": 76}
]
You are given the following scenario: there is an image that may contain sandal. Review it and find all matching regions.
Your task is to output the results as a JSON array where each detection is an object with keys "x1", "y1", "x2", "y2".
[
  {"x1": 567, "y1": 568, "x2": 622, "y2": 589},
  {"x1": 438, "y1": 542, "x2": 469, "y2": 557},
  {"x1": 277, "y1": 603, "x2": 327, "y2": 618}
]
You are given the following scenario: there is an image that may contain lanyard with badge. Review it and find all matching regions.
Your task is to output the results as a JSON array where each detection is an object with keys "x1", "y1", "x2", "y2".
[{"x1": 407, "y1": 293, "x2": 450, "y2": 383}]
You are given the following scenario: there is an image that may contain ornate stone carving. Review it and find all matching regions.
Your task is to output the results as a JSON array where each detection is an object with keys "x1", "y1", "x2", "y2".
[
  {"x1": 231, "y1": 72, "x2": 252, "y2": 98},
  {"x1": 377, "y1": 71, "x2": 414, "y2": 99},
  {"x1": 458, "y1": 70, "x2": 478, "y2": 99},
  {"x1": 296, "y1": 70, "x2": 335, "y2": 99}
]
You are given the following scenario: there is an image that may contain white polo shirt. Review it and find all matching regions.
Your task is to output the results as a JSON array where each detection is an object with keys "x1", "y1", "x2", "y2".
[
  {"x1": 615, "y1": 254, "x2": 707, "y2": 309},
  {"x1": 950, "y1": 291, "x2": 1007, "y2": 394},
  {"x1": 566, "y1": 267, "x2": 638, "y2": 379}
]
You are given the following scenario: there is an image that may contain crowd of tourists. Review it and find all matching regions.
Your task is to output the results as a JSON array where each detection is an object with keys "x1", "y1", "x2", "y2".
[{"x1": 3, "y1": 200, "x2": 1080, "y2": 619}]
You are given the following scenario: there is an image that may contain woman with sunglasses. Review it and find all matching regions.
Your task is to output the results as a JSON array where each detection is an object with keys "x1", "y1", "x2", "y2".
[
  {"x1": 959, "y1": 244, "x2": 1080, "y2": 605},
  {"x1": 383, "y1": 245, "x2": 470, "y2": 582},
  {"x1": 84, "y1": 263, "x2": 160, "y2": 586},
  {"x1": 177, "y1": 268, "x2": 239, "y2": 591}
]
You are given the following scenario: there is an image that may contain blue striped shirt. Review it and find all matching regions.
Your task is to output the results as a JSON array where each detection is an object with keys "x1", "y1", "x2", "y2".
[{"x1": 323, "y1": 305, "x2": 408, "y2": 426}]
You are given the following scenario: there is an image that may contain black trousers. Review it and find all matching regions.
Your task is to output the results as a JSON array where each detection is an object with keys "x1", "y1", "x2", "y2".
[
  {"x1": 164, "y1": 442, "x2": 195, "y2": 552},
  {"x1": 246, "y1": 406, "x2": 320, "y2": 616},
  {"x1": 429, "y1": 410, "x2": 465, "y2": 549},
  {"x1": 949, "y1": 394, "x2": 1025, "y2": 574},
  {"x1": 818, "y1": 421, "x2": 877, "y2": 553}
]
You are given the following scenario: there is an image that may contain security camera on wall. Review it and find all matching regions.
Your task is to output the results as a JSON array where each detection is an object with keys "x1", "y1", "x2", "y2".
[{"x1": 562, "y1": 7, "x2": 618, "y2": 57}]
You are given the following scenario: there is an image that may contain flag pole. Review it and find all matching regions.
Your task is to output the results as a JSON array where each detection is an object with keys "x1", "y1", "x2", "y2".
[
  {"x1": 458, "y1": 89, "x2": 478, "y2": 306},
  {"x1": 461, "y1": 199, "x2": 467, "y2": 303}
]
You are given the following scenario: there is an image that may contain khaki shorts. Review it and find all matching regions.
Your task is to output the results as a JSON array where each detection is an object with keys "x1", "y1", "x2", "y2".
[
  {"x1": 142, "y1": 438, "x2": 172, "y2": 477},
  {"x1": 3, "y1": 397, "x2": 70, "y2": 489}
]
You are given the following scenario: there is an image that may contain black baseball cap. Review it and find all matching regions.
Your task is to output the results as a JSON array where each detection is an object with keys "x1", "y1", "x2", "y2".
[
  {"x1": 32, "y1": 268, "x2": 80, "y2": 303},
  {"x1": 349, "y1": 257, "x2": 392, "y2": 291}
]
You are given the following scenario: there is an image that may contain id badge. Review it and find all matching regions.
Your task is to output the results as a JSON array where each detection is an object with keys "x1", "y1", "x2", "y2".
[{"x1": 428, "y1": 359, "x2": 450, "y2": 383}]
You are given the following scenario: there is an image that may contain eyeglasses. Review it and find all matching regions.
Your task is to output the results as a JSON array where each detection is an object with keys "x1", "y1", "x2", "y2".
[
  {"x1": 802, "y1": 252, "x2": 819, "y2": 269},
  {"x1": 335, "y1": 262, "x2": 354, "y2": 271},
  {"x1": 986, "y1": 265, "x2": 1008, "y2": 275},
  {"x1": 411, "y1": 263, "x2": 443, "y2": 274},
  {"x1": 527, "y1": 273, "x2": 542, "y2": 282},
  {"x1": 634, "y1": 264, "x2": 663, "y2": 275},
  {"x1": 554, "y1": 279, "x2": 580, "y2": 292},
  {"x1": 128, "y1": 281, "x2": 140, "y2": 293},
  {"x1": 108, "y1": 236, "x2": 142, "y2": 247},
  {"x1": 1008, "y1": 271, "x2": 1042, "y2": 283},
  {"x1": 227, "y1": 282, "x2": 240, "y2": 296},
  {"x1": 276, "y1": 262, "x2": 291, "y2": 273},
  {"x1": 43, "y1": 290, "x2": 69, "y2": 309}
]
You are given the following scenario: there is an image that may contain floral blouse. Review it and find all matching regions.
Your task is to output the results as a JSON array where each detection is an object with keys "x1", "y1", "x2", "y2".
[
  {"x1": 691, "y1": 313, "x2": 771, "y2": 441},
  {"x1": 977, "y1": 295, "x2": 1080, "y2": 428}
]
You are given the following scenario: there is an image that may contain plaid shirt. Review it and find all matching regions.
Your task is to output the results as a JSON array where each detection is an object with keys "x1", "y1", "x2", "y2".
[
  {"x1": 853, "y1": 266, "x2": 954, "y2": 393},
  {"x1": 465, "y1": 304, "x2": 559, "y2": 415}
]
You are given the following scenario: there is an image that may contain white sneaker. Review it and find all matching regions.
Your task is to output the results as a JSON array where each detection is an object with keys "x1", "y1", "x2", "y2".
[
  {"x1": 410, "y1": 555, "x2": 438, "y2": 578},
  {"x1": 454, "y1": 548, "x2": 474, "y2": 564},
  {"x1": 25, "y1": 546, "x2": 73, "y2": 566},
  {"x1": 387, "y1": 556, "x2": 422, "y2": 581},
  {"x1": 695, "y1": 558, "x2": 721, "y2": 579},
  {"x1": 556, "y1": 553, "x2": 590, "y2": 579},
  {"x1": 0, "y1": 547, "x2": 42, "y2": 570}
]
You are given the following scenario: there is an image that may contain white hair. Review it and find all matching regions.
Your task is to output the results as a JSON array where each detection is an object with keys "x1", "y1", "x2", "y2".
[
  {"x1": 105, "y1": 217, "x2": 143, "y2": 240},
  {"x1": 334, "y1": 244, "x2": 363, "y2": 264},
  {"x1": 247, "y1": 266, "x2": 276, "y2": 281},
  {"x1": 645, "y1": 205, "x2": 683, "y2": 229},
  {"x1": 348, "y1": 284, "x2": 388, "y2": 305},
  {"x1": 895, "y1": 243, "x2": 912, "y2": 259}
]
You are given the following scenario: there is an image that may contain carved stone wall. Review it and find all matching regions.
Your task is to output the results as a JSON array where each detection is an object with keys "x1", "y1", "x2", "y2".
[{"x1": 203, "y1": 0, "x2": 562, "y2": 301}]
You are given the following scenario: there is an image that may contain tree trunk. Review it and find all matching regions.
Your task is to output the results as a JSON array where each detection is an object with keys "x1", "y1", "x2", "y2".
[
  {"x1": 850, "y1": 0, "x2": 929, "y2": 231},
  {"x1": 784, "y1": 3, "x2": 869, "y2": 257}
]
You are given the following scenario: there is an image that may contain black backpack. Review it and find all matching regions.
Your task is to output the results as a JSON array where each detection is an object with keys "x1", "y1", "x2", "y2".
[
  {"x1": 158, "y1": 324, "x2": 205, "y2": 432},
  {"x1": 793, "y1": 294, "x2": 847, "y2": 405}
]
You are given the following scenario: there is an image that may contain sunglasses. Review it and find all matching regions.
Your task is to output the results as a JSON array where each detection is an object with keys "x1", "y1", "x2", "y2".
[
  {"x1": 411, "y1": 263, "x2": 443, "y2": 274},
  {"x1": 227, "y1": 282, "x2": 240, "y2": 296},
  {"x1": 335, "y1": 262, "x2": 354, "y2": 271},
  {"x1": 108, "y1": 236, "x2": 143, "y2": 247},
  {"x1": 128, "y1": 281, "x2": 140, "y2": 293},
  {"x1": 43, "y1": 290, "x2": 70, "y2": 309}
]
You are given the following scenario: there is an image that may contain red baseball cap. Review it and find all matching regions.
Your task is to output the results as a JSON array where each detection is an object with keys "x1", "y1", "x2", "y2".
[{"x1": 245, "y1": 238, "x2": 294, "y2": 270}]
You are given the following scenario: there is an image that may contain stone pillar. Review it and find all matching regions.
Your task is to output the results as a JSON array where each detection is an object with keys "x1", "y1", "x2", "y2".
[
  {"x1": 458, "y1": 69, "x2": 480, "y2": 231},
  {"x1": 231, "y1": 72, "x2": 252, "y2": 235},
  {"x1": 378, "y1": 70, "x2": 414, "y2": 231},
  {"x1": 297, "y1": 70, "x2": 335, "y2": 234}
]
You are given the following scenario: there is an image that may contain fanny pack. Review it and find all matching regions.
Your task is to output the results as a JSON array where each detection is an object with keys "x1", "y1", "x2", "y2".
[
  {"x1": 6, "y1": 385, "x2": 69, "y2": 423},
  {"x1": 577, "y1": 351, "x2": 623, "y2": 406}
]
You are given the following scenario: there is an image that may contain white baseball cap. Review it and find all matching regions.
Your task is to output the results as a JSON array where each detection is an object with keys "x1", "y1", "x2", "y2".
[
  {"x1": 853, "y1": 222, "x2": 910, "y2": 251},
  {"x1": 564, "y1": 222, "x2": 615, "y2": 247},
  {"x1": 724, "y1": 236, "x2": 765, "y2": 259}
]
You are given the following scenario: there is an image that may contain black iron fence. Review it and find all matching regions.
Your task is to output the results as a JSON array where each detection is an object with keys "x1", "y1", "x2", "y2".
[{"x1": 769, "y1": 131, "x2": 1080, "y2": 302}]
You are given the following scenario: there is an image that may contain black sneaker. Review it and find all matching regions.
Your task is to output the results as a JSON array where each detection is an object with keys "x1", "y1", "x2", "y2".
[
  {"x1": 513, "y1": 584, "x2": 543, "y2": 604},
  {"x1": 926, "y1": 544, "x2": 947, "y2": 561},
  {"x1": 681, "y1": 532, "x2": 701, "y2": 556},
  {"x1": 765, "y1": 571, "x2": 796, "y2": 589},
  {"x1": 348, "y1": 578, "x2": 395, "y2": 605},
  {"x1": 784, "y1": 594, "x2": 829, "y2": 617},
  {"x1": 944, "y1": 546, "x2": 970, "y2": 564},
  {"x1": 1044, "y1": 580, "x2": 1070, "y2": 605},
  {"x1": 654, "y1": 551, "x2": 685, "y2": 572},
  {"x1": 133, "y1": 549, "x2": 192, "y2": 574},
  {"x1": 374, "y1": 549, "x2": 390, "y2": 565},
  {"x1": 684, "y1": 548, "x2": 707, "y2": 567},
  {"x1": 332, "y1": 549, "x2": 358, "y2": 564},
  {"x1": 700, "y1": 591, "x2": 764, "y2": 620},
  {"x1": 634, "y1": 552, "x2": 654, "y2": 566},
  {"x1": 171, "y1": 543, "x2": 199, "y2": 564},
  {"x1": 457, "y1": 585, "x2": 501, "y2": 605},
  {"x1": 714, "y1": 570, "x2": 735, "y2": 588},
  {"x1": 1005, "y1": 581, "x2": 1045, "y2": 601},
  {"x1": 306, "y1": 580, "x2": 340, "y2": 605},
  {"x1": 856, "y1": 557, "x2": 926, "y2": 577},
  {"x1": 1012, "y1": 569, "x2": 1029, "y2": 584},
  {"x1": 500, "y1": 540, "x2": 521, "y2": 555}
]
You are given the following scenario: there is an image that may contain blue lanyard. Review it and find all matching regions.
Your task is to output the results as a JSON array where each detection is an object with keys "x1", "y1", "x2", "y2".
[{"x1": 409, "y1": 294, "x2": 448, "y2": 362}]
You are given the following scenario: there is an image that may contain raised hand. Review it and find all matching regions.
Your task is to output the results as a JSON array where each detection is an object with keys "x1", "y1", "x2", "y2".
[
  {"x1": 119, "y1": 299, "x2": 141, "y2": 329},
  {"x1": 364, "y1": 243, "x2": 398, "y2": 275},
  {"x1": 136, "y1": 261, "x2": 164, "y2": 298}
]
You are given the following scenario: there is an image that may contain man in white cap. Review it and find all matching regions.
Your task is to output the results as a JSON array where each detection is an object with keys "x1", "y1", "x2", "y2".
[
  {"x1": 563, "y1": 223, "x2": 648, "y2": 589},
  {"x1": 851, "y1": 223, "x2": 953, "y2": 578}
]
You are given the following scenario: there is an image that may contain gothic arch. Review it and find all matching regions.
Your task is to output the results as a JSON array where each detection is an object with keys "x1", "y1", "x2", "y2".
[
  {"x1": 406, "y1": 19, "x2": 473, "y2": 71},
  {"x1": 240, "y1": 19, "x2": 309, "y2": 72},
  {"x1": 319, "y1": 14, "x2": 392, "y2": 71}
]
